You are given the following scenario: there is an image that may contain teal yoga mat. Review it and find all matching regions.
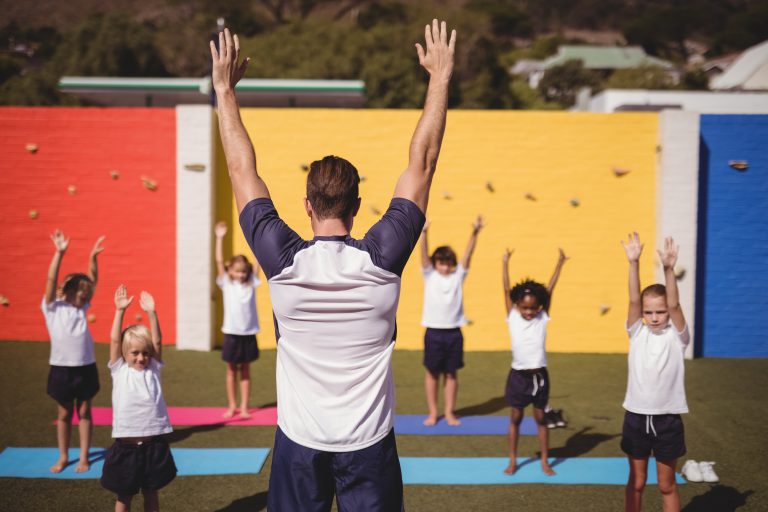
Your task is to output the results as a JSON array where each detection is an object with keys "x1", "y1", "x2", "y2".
[
  {"x1": 399, "y1": 457, "x2": 686, "y2": 485},
  {"x1": 0, "y1": 447, "x2": 270, "y2": 479},
  {"x1": 395, "y1": 415, "x2": 536, "y2": 435}
]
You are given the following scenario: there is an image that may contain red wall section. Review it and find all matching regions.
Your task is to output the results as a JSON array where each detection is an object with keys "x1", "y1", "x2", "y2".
[{"x1": 0, "y1": 108, "x2": 176, "y2": 344}]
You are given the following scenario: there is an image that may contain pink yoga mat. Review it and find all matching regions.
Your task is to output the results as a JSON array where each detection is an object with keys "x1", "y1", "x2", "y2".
[{"x1": 59, "y1": 406, "x2": 278, "y2": 426}]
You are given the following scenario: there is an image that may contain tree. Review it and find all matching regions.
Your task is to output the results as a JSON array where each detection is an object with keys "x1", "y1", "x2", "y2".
[
  {"x1": 606, "y1": 66, "x2": 674, "y2": 90},
  {"x1": 537, "y1": 59, "x2": 600, "y2": 107}
]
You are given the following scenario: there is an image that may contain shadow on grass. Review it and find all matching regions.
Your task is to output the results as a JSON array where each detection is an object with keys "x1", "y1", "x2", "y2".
[
  {"x1": 548, "y1": 427, "x2": 620, "y2": 458},
  {"x1": 215, "y1": 490, "x2": 268, "y2": 511},
  {"x1": 455, "y1": 396, "x2": 507, "y2": 416},
  {"x1": 682, "y1": 485, "x2": 754, "y2": 511},
  {"x1": 166, "y1": 424, "x2": 226, "y2": 443}
]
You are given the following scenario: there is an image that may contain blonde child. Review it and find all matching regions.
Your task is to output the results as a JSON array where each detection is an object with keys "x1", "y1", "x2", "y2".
[
  {"x1": 214, "y1": 221, "x2": 261, "y2": 419},
  {"x1": 101, "y1": 285, "x2": 176, "y2": 512},
  {"x1": 621, "y1": 233, "x2": 689, "y2": 512},
  {"x1": 501, "y1": 247, "x2": 567, "y2": 476},
  {"x1": 419, "y1": 215, "x2": 484, "y2": 426},
  {"x1": 43, "y1": 229, "x2": 105, "y2": 473}
]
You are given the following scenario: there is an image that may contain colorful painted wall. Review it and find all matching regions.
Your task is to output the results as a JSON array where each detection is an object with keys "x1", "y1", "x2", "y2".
[
  {"x1": 697, "y1": 115, "x2": 768, "y2": 358},
  {"x1": 0, "y1": 108, "x2": 177, "y2": 344},
  {"x1": 220, "y1": 110, "x2": 659, "y2": 352}
]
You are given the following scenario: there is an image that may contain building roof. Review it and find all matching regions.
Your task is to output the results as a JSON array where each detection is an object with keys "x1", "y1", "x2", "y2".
[
  {"x1": 543, "y1": 45, "x2": 675, "y2": 70},
  {"x1": 58, "y1": 76, "x2": 366, "y2": 107},
  {"x1": 710, "y1": 39, "x2": 768, "y2": 90}
]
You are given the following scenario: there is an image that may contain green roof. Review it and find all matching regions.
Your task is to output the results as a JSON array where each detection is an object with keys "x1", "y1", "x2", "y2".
[{"x1": 543, "y1": 46, "x2": 675, "y2": 70}]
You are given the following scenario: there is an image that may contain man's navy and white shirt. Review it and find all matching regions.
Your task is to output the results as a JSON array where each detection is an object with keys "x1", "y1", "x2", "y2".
[{"x1": 240, "y1": 197, "x2": 425, "y2": 452}]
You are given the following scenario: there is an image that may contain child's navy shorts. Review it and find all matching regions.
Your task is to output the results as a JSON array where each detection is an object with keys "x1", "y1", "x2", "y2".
[
  {"x1": 47, "y1": 363, "x2": 100, "y2": 404},
  {"x1": 620, "y1": 411, "x2": 686, "y2": 461},
  {"x1": 423, "y1": 327, "x2": 464, "y2": 373},
  {"x1": 268, "y1": 427, "x2": 403, "y2": 512},
  {"x1": 100, "y1": 436, "x2": 177, "y2": 496},
  {"x1": 221, "y1": 333, "x2": 259, "y2": 364},
  {"x1": 504, "y1": 367, "x2": 549, "y2": 409}
]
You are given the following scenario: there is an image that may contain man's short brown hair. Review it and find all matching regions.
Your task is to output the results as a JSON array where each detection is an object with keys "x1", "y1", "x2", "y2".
[{"x1": 306, "y1": 155, "x2": 360, "y2": 220}]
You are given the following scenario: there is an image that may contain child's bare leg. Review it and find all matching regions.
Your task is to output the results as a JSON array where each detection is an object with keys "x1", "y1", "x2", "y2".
[
  {"x1": 142, "y1": 489, "x2": 159, "y2": 512},
  {"x1": 52, "y1": 401, "x2": 74, "y2": 473},
  {"x1": 443, "y1": 371, "x2": 460, "y2": 425},
  {"x1": 657, "y1": 459, "x2": 680, "y2": 512},
  {"x1": 238, "y1": 363, "x2": 251, "y2": 418},
  {"x1": 115, "y1": 494, "x2": 133, "y2": 512},
  {"x1": 423, "y1": 369, "x2": 440, "y2": 425},
  {"x1": 504, "y1": 407, "x2": 523, "y2": 474},
  {"x1": 75, "y1": 399, "x2": 93, "y2": 472},
  {"x1": 533, "y1": 407, "x2": 555, "y2": 475},
  {"x1": 625, "y1": 456, "x2": 648, "y2": 512},
  {"x1": 223, "y1": 363, "x2": 237, "y2": 418}
]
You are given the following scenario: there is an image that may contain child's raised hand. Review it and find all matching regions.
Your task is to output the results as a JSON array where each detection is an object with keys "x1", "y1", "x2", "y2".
[
  {"x1": 114, "y1": 284, "x2": 133, "y2": 310},
  {"x1": 502, "y1": 248, "x2": 514, "y2": 263},
  {"x1": 214, "y1": 221, "x2": 228, "y2": 238},
  {"x1": 621, "y1": 232, "x2": 643, "y2": 262},
  {"x1": 90, "y1": 236, "x2": 106, "y2": 256},
  {"x1": 50, "y1": 229, "x2": 70, "y2": 253},
  {"x1": 472, "y1": 215, "x2": 485, "y2": 233},
  {"x1": 139, "y1": 291, "x2": 156, "y2": 312},
  {"x1": 558, "y1": 248, "x2": 569, "y2": 263},
  {"x1": 657, "y1": 236, "x2": 679, "y2": 270}
]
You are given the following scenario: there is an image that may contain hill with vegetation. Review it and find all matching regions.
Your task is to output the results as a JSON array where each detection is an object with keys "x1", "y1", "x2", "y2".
[{"x1": 1, "y1": 0, "x2": 766, "y2": 108}]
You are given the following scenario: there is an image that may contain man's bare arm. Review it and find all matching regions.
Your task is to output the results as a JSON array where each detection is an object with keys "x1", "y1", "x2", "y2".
[
  {"x1": 393, "y1": 20, "x2": 456, "y2": 213},
  {"x1": 211, "y1": 29, "x2": 270, "y2": 214}
]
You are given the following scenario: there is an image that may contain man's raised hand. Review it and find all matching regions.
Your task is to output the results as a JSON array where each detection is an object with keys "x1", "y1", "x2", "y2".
[
  {"x1": 210, "y1": 28, "x2": 250, "y2": 93},
  {"x1": 415, "y1": 19, "x2": 456, "y2": 82}
]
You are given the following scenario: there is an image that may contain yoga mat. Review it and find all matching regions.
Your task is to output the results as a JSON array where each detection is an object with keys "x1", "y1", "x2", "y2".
[
  {"x1": 63, "y1": 406, "x2": 278, "y2": 426},
  {"x1": 0, "y1": 447, "x2": 270, "y2": 479},
  {"x1": 395, "y1": 415, "x2": 537, "y2": 436},
  {"x1": 400, "y1": 457, "x2": 686, "y2": 485}
]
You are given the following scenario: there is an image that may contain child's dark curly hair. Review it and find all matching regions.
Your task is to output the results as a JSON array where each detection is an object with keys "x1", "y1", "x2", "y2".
[{"x1": 510, "y1": 279, "x2": 550, "y2": 311}]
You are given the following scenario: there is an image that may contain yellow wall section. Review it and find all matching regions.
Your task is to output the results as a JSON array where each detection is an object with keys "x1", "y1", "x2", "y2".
[{"x1": 216, "y1": 110, "x2": 658, "y2": 353}]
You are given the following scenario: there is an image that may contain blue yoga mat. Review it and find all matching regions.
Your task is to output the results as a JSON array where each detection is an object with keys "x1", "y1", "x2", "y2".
[
  {"x1": 400, "y1": 457, "x2": 686, "y2": 485},
  {"x1": 0, "y1": 447, "x2": 270, "y2": 479},
  {"x1": 395, "y1": 415, "x2": 537, "y2": 436}
]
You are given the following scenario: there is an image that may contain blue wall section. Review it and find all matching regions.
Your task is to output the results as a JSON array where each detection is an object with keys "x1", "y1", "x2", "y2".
[{"x1": 697, "y1": 115, "x2": 768, "y2": 357}]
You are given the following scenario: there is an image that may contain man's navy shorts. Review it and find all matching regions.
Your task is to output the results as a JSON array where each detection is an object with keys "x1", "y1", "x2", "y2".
[
  {"x1": 100, "y1": 436, "x2": 177, "y2": 496},
  {"x1": 423, "y1": 327, "x2": 464, "y2": 373},
  {"x1": 47, "y1": 363, "x2": 100, "y2": 404},
  {"x1": 267, "y1": 427, "x2": 404, "y2": 512},
  {"x1": 621, "y1": 411, "x2": 686, "y2": 461},
  {"x1": 221, "y1": 333, "x2": 259, "y2": 364},
  {"x1": 504, "y1": 367, "x2": 549, "y2": 409}
]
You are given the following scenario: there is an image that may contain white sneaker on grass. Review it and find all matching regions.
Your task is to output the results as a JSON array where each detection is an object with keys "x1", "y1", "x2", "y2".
[
  {"x1": 681, "y1": 460, "x2": 703, "y2": 482},
  {"x1": 698, "y1": 461, "x2": 719, "y2": 483}
]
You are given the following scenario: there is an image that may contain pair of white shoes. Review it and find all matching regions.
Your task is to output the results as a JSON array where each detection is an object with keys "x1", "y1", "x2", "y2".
[{"x1": 681, "y1": 460, "x2": 719, "y2": 483}]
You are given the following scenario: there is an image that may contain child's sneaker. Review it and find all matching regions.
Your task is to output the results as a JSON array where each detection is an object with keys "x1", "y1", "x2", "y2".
[
  {"x1": 544, "y1": 410, "x2": 558, "y2": 429},
  {"x1": 681, "y1": 460, "x2": 703, "y2": 482},
  {"x1": 698, "y1": 461, "x2": 719, "y2": 483},
  {"x1": 553, "y1": 409, "x2": 566, "y2": 428}
]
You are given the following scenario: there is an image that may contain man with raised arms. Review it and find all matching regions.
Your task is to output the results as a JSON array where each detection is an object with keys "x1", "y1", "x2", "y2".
[{"x1": 210, "y1": 20, "x2": 456, "y2": 511}]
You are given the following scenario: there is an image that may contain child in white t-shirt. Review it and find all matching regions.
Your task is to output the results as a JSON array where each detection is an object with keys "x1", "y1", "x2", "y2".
[
  {"x1": 501, "y1": 247, "x2": 567, "y2": 476},
  {"x1": 621, "y1": 233, "x2": 689, "y2": 512},
  {"x1": 419, "y1": 216, "x2": 484, "y2": 426},
  {"x1": 42, "y1": 229, "x2": 105, "y2": 474},
  {"x1": 101, "y1": 285, "x2": 175, "y2": 512},
  {"x1": 214, "y1": 221, "x2": 261, "y2": 419}
]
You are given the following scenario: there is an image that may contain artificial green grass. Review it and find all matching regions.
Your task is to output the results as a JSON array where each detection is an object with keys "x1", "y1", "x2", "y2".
[{"x1": 0, "y1": 341, "x2": 764, "y2": 511}]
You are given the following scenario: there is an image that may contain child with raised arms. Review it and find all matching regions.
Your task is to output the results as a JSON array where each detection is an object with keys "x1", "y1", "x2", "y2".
[
  {"x1": 501, "y1": 247, "x2": 567, "y2": 476},
  {"x1": 214, "y1": 221, "x2": 261, "y2": 419},
  {"x1": 621, "y1": 233, "x2": 689, "y2": 512},
  {"x1": 420, "y1": 215, "x2": 484, "y2": 426},
  {"x1": 43, "y1": 229, "x2": 105, "y2": 473},
  {"x1": 101, "y1": 285, "x2": 176, "y2": 512}
]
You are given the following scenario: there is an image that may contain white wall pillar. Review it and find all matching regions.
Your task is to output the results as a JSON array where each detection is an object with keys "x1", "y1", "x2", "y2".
[
  {"x1": 176, "y1": 105, "x2": 215, "y2": 350},
  {"x1": 657, "y1": 111, "x2": 700, "y2": 359}
]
